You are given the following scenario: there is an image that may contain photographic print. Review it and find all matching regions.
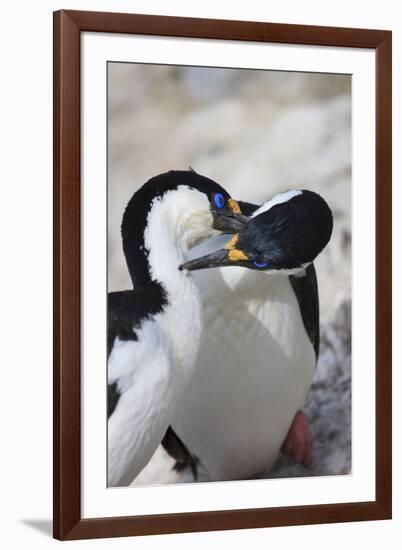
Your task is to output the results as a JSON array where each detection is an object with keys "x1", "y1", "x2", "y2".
[
  {"x1": 54, "y1": 10, "x2": 391, "y2": 539},
  {"x1": 107, "y1": 63, "x2": 352, "y2": 487}
]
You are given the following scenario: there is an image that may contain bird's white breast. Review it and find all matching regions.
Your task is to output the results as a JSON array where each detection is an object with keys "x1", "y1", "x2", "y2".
[{"x1": 170, "y1": 260, "x2": 315, "y2": 481}]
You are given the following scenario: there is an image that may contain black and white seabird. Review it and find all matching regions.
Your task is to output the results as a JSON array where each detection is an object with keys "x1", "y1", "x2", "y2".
[
  {"x1": 164, "y1": 189, "x2": 333, "y2": 481},
  {"x1": 107, "y1": 170, "x2": 245, "y2": 486}
]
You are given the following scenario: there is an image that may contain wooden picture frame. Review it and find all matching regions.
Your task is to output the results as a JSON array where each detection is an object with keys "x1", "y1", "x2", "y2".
[{"x1": 53, "y1": 9, "x2": 392, "y2": 540}]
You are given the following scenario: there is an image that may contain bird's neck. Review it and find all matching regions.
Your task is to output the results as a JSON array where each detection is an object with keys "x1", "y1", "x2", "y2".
[
  {"x1": 124, "y1": 201, "x2": 203, "y2": 372},
  {"x1": 160, "y1": 273, "x2": 203, "y2": 378},
  {"x1": 123, "y1": 187, "x2": 213, "y2": 290},
  {"x1": 144, "y1": 212, "x2": 202, "y2": 370},
  {"x1": 126, "y1": 198, "x2": 194, "y2": 293}
]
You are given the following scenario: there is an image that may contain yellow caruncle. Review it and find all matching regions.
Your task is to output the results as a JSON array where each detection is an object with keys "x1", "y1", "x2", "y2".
[
  {"x1": 228, "y1": 198, "x2": 241, "y2": 214},
  {"x1": 224, "y1": 234, "x2": 249, "y2": 262}
]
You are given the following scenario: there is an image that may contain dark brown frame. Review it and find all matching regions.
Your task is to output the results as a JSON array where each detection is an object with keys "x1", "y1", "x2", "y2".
[{"x1": 54, "y1": 9, "x2": 392, "y2": 541}]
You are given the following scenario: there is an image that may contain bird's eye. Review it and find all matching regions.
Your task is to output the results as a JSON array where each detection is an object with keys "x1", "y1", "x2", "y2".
[
  {"x1": 252, "y1": 259, "x2": 269, "y2": 269},
  {"x1": 214, "y1": 193, "x2": 225, "y2": 209}
]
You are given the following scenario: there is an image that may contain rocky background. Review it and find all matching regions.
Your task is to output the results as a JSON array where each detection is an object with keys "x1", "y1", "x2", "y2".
[{"x1": 108, "y1": 63, "x2": 351, "y2": 485}]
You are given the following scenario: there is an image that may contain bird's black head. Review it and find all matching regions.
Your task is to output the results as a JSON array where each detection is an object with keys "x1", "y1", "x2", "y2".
[
  {"x1": 121, "y1": 170, "x2": 246, "y2": 288},
  {"x1": 180, "y1": 190, "x2": 333, "y2": 274}
]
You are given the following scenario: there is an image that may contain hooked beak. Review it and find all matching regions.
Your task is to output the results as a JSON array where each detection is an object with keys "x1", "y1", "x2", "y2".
[
  {"x1": 212, "y1": 199, "x2": 249, "y2": 234},
  {"x1": 180, "y1": 234, "x2": 249, "y2": 272},
  {"x1": 213, "y1": 211, "x2": 249, "y2": 233},
  {"x1": 180, "y1": 248, "x2": 233, "y2": 272}
]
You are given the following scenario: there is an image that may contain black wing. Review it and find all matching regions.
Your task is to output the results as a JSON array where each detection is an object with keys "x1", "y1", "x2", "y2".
[
  {"x1": 108, "y1": 284, "x2": 168, "y2": 357},
  {"x1": 108, "y1": 291, "x2": 139, "y2": 358},
  {"x1": 107, "y1": 284, "x2": 168, "y2": 418},
  {"x1": 288, "y1": 263, "x2": 320, "y2": 360},
  {"x1": 161, "y1": 427, "x2": 199, "y2": 479}
]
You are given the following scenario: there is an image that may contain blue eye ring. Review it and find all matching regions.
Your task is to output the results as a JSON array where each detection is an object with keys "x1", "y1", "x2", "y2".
[
  {"x1": 252, "y1": 260, "x2": 269, "y2": 269},
  {"x1": 214, "y1": 193, "x2": 225, "y2": 209}
]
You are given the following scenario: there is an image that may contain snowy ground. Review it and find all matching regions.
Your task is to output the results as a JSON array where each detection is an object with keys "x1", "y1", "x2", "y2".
[{"x1": 108, "y1": 64, "x2": 352, "y2": 485}]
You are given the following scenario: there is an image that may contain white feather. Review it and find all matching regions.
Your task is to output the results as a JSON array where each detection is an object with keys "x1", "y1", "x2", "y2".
[
  {"x1": 251, "y1": 189, "x2": 302, "y2": 217},
  {"x1": 108, "y1": 323, "x2": 172, "y2": 486},
  {"x1": 170, "y1": 237, "x2": 315, "y2": 481}
]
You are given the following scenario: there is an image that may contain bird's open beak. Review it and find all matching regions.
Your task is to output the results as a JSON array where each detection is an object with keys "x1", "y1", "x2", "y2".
[
  {"x1": 180, "y1": 248, "x2": 233, "y2": 271},
  {"x1": 212, "y1": 199, "x2": 249, "y2": 234}
]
